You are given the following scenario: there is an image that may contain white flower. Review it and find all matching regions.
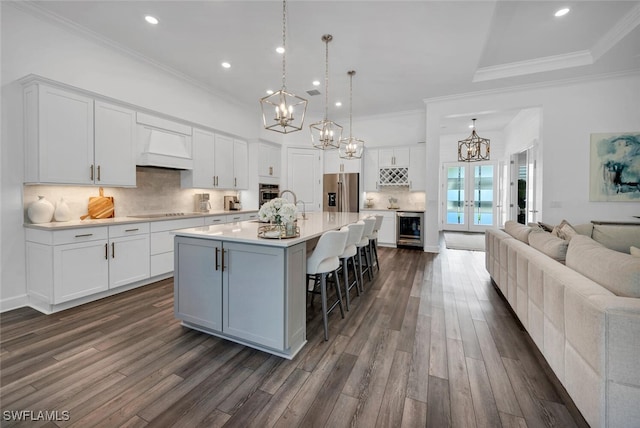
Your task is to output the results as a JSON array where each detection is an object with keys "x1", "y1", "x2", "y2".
[{"x1": 258, "y1": 198, "x2": 297, "y2": 223}]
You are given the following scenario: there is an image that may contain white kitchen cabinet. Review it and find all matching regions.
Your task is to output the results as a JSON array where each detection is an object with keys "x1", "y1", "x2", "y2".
[
  {"x1": 24, "y1": 83, "x2": 94, "y2": 185},
  {"x1": 324, "y1": 149, "x2": 362, "y2": 174},
  {"x1": 233, "y1": 139, "x2": 248, "y2": 189},
  {"x1": 366, "y1": 210, "x2": 397, "y2": 246},
  {"x1": 181, "y1": 127, "x2": 216, "y2": 188},
  {"x1": 23, "y1": 82, "x2": 136, "y2": 186},
  {"x1": 258, "y1": 142, "x2": 281, "y2": 180},
  {"x1": 363, "y1": 148, "x2": 379, "y2": 192},
  {"x1": 150, "y1": 217, "x2": 204, "y2": 277},
  {"x1": 26, "y1": 227, "x2": 109, "y2": 306},
  {"x1": 409, "y1": 145, "x2": 426, "y2": 191},
  {"x1": 94, "y1": 101, "x2": 137, "y2": 186},
  {"x1": 379, "y1": 148, "x2": 410, "y2": 167},
  {"x1": 108, "y1": 224, "x2": 150, "y2": 289},
  {"x1": 204, "y1": 214, "x2": 227, "y2": 226},
  {"x1": 214, "y1": 134, "x2": 235, "y2": 189}
]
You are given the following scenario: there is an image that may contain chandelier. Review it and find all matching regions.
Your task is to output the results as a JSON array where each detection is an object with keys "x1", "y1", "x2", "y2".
[
  {"x1": 338, "y1": 70, "x2": 365, "y2": 159},
  {"x1": 310, "y1": 34, "x2": 342, "y2": 150},
  {"x1": 458, "y1": 118, "x2": 490, "y2": 162},
  {"x1": 259, "y1": 0, "x2": 307, "y2": 134}
]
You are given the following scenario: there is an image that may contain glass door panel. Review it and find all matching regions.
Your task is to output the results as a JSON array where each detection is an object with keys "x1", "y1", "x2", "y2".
[
  {"x1": 443, "y1": 162, "x2": 496, "y2": 232},
  {"x1": 472, "y1": 165, "x2": 494, "y2": 228},
  {"x1": 445, "y1": 166, "x2": 466, "y2": 230}
]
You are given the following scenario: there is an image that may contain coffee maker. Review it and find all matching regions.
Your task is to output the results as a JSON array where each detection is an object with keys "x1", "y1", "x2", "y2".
[
  {"x1": 224, "y1": 195, "x2": 242, "y2": 211},
  {"x1": 194, "y1": 193, "x2": 211, "y2": 213}
]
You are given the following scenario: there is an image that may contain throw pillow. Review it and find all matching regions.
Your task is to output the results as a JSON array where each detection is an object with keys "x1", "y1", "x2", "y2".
[
  {"x1": 552, "y1": 219, "x2": 578, "y2": 240},
  {"x1": 537, "y1": 221, "x2": 554, "y2": 232},
  {"x1": 566, "y1": 235, "x2": 640, "y2": 298},
  {"x1": 504, "y1": 220, "x2": 532, "y2": 244},
  {"x1": 592, "y1": 224, "x2": 640, "y2": 254},
  {"x1": 631, "y1": 246, "x2": 640, "y2": 257},
  {"x1": 529, "y1": 230, "x2": 569, "y2": 263}
]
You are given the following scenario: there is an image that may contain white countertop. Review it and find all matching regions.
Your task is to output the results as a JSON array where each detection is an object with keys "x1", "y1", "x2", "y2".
[
  {"x1": 23, "y1": 209, "x2": 258, "y2": 230},
  {"x1": 173, "y1": 211, "x2": 363, "y2": 248}
]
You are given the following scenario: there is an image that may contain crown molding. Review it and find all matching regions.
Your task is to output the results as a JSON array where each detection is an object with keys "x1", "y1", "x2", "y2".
[
  {"x1": 473, "y1": 51, "x2": 593, "y2": 83},
  {"x1": 591, "y1": 2, "x2": 640, "y2": 61},
  {"x1": 424, "y1": 69, "x2": 640, "y2": 104},
  {"x1": 10, "y1": 1, "x2": 248, "y2": 111}
]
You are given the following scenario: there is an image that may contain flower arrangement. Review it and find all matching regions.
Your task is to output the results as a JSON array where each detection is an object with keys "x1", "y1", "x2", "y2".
[{"x1": 258, "y1": 197, "x2": 297, "y2": 225}]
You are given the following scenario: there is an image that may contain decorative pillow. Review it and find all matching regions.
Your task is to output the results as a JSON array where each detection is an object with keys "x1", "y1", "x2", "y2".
[
  {"x1": 631, "y1": 246, "x2": 640, "y2": 257},
  {"x1": 592, "y1": 224, "x2": 640, "y2": 254},
  {"x1": 552, "y1": 219, "x2": 578, "y2": 240},
  {"x1": 566, "y1": 235, "x2": 640, "y2": 298},
  {"x1": 537, "y1": 221, "x2": 554, "y2": 232},
  {"x1": 529, "y1": 230, "x2": 569, "y2": 262},
  {"x1": 504, "y1": 220, "x2": 532, "y2": 244}
]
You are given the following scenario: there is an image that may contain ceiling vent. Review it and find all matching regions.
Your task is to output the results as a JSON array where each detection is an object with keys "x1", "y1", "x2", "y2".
[{"x1": 306, "y1": 89, "x2": 321, "y2": 96}]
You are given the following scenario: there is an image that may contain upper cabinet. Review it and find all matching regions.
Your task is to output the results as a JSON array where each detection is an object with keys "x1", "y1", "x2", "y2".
[
  {"x1": 233, "y1": 139, "x2": 248, "y2": 190},
  {"x1": 324, "y1": 149, "x2": 362, "y2": 174},
  {"x1": 363, "y1": 148, "x2": 379, "y2": 192},
  {"x1": 379, "y1": 148, "x2": 410, "y2": 167},
  {"x1": 24, "y1": 81, "x2": 135, "y2": 186},
  {"x1": 409, "y1": 145, "x2": 426, "y2": 191},
  {"x1": 182, "y1": 132, "x2": 247, "y2": 190},
  {"x1": 213, "y1": 134, "x2": 235, "y2": 189},
  {"x1": 181, "y1": 128, "x2": 216, "y2": 188},
  {"x1": 258, "y1": 142, "x2": 281, "y2": 180}
]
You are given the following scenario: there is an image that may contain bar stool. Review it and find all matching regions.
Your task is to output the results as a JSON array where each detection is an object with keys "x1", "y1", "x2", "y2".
[
  {"x1": 369, "y1": 215, "x2": 384, "y2": 274},
  {"x1": 307, "y1": 229, "x2": 348, "y2": 341},
  {"x1": 356, "y1": 217, "x2": 377, "y2": 287},
  {"x1": 338, "y1": 221, "x2": 365, "y2": 311}
]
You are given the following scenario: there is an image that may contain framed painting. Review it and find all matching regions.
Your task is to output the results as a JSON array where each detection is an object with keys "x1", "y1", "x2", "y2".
[{"x1": 589, "y1": 132, "x2": 640, "y2": 202}]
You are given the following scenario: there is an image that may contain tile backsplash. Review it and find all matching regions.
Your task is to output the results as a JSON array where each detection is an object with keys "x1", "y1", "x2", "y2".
[
  {"x1": 364, "y1": 189, "x2": 425, "y2": 210},
  {"x1": 23, "y1": 167, "x2": 241, "y2": 222}
]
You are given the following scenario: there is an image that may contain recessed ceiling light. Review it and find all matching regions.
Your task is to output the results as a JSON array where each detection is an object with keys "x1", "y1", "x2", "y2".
[
  {"x1": 144, "y1": 15, "x2": 159, "y2": 25},
  {"x1": 312, "y1": 80, "x2": 320, "y2": 86},
  {"x1": 266, "y1": 89, "x2": 274, "y2": 95},
  {"x1": 468, "y1": 124, "x2": 474, "y2": 129},
  {"x1": 276, "y1": 46, "x2": 285, "y2": 54},
  {"x1": 335, "y1": 101, "x2": 342, "y2": 107},
  {"x1": 221, "y1": 62, "x2": 231, "y2": 69},
  {"x1": 554, "y1": 7, "x2": 570, "y2": 17}
]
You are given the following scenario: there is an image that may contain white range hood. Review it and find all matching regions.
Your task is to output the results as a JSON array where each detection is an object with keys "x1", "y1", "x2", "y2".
[{"x1": 136, "y1": 112, "x2": 193, "y2": 170}]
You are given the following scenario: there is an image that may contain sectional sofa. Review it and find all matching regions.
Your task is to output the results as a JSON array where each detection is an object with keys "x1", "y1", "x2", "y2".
[{"x1": 485, "y1": 220, "x2": 640, "y2": 428}]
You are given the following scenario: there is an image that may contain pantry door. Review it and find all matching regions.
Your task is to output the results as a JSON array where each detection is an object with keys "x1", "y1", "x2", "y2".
[{"x1": 443, "y1": 162, "x2": 496, "y2": 232}]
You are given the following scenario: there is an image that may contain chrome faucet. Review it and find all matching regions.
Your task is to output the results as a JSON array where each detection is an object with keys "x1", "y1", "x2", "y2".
[
  {"x1": 278, "y1": 189, "x2": 297, "y2": 206},
  {"x1": 296, "y1": 200, "x2": 307, "y2": 220}
]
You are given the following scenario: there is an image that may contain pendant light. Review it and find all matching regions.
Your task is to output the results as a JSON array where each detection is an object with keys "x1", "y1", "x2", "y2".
[
  {"x1": 338, "y1": 70, "x2": 365, "y2": 159},
  {"x1": 259, "y1": 0, "x2": 307, "y2": 134},
  {"x1": 458, "y1": 118, "x2": 490, "y2": 162},
  {"x1": 310, "y1": 34, "x2": 342, "y2": 150}
]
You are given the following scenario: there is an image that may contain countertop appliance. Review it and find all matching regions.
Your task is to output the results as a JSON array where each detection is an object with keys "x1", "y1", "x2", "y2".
[
  {"x1": 259, "y1": 183, "x2": 280, "y2": 206},
  {"x1": 323, "y1": 173, "x2": 359, "y2": 213},
  {"x1": 194, "y1": 193, "x2": 211, "y2": 213},
  {"x1": 396, "y1": 211, "x2": 424, "y2": 248},
  {"x1": 224, "y1": 195, "x2": 242, "y2": 211}
]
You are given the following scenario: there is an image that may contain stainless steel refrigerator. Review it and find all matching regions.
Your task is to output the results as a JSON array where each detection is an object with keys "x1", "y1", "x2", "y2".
[{"x1": 323, "y1": 173, "x2": 360, "y2": 212}]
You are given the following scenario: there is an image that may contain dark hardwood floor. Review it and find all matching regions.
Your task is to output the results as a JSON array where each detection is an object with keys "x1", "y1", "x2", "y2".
[{"x1": 0, "y1": 244, "x2": 588, "y2": 427}]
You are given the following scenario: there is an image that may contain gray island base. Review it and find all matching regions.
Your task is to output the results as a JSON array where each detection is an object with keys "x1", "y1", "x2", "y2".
[{"x1": 172, "y1": 212, "x2": 362, "y2": 359}]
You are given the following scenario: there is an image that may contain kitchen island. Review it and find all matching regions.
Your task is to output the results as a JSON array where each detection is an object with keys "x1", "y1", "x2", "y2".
[{"x1": 172, "y1": 211, "x2": 362, "y2": 359}]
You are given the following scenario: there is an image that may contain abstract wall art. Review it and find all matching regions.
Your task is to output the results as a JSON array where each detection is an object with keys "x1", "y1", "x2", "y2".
[{"x1": 590, "y1": 132, "x2": 640, "y2": 201}]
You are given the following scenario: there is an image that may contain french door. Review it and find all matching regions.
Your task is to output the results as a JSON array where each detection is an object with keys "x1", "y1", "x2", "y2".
[{"x1": 443, "y1": 162, "x2": 496, "y2": 232}]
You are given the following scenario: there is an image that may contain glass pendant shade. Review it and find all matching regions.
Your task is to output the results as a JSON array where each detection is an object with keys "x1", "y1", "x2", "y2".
[
  {"x1": 339, "y1": 70, "x2": 365, "y2": 159},
  {"x1": 458, "y1": 119, "x2": 490, "y2": 162},
  {"x1": 310, "y1": 34, "x2": 342, "y2": 150},
  {"x1": 260, "y1": 0, "x2": 307, "y2": 134}
]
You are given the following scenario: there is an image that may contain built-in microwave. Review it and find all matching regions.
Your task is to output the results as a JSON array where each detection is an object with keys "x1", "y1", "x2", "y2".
[{"x1": 259, "y1": 183, "x2": 280, "y2": 206}]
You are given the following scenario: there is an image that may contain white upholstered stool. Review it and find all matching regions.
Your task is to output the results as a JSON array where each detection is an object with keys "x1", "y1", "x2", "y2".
[
  {"x1": 356, "y1": 217, "x2": 377, "y2": 287},
  {"x1": 338, "y1": 222, "x2": 365, "y2": 311}
]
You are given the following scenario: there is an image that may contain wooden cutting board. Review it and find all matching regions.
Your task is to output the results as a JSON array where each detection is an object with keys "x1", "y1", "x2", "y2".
[{"x1": 81, "y1": 187, "x2": 114, "y2": 219}]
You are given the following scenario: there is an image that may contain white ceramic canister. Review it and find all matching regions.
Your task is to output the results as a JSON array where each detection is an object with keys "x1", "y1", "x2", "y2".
[
  {"x1": 27, "y1": 196, "x2": 55, "y2": 224},
  {"x1": 54, "y1": 197, "x2": 71, "y2": 222}
]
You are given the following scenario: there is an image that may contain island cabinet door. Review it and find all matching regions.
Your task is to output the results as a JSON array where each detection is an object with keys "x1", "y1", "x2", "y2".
[
  {"x1": 174, "y1": 237, "x2": 223, "y2": 332},
  {"x1": 222, "y1": 242, "x2": 285, "y2": 350}
]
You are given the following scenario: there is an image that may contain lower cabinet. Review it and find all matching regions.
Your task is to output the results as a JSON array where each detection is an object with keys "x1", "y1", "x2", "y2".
[
  {"x1": 150, "y1": 217, "x2": 204, "y2": 276},
  {"x1": 108, "y1": 224, "x2": 150, "y2": 289},
  {"x1": 174, "y1": 236, "x2": 306, "y2": 358},
  {"x1": 366, "y1": 210, "x2": 397, "y2": 246}
]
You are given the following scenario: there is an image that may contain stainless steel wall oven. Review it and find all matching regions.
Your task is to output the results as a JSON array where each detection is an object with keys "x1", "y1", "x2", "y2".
[
  {"x1": 396, "y1": 211, "x2": 424, "y2": 248},
  {"x1": 259, "y1": 183, "x2": 280, "y2": 206}
]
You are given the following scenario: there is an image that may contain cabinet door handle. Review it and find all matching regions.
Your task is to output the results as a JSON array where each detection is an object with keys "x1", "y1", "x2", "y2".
[
  {"x1": 90, "y1": 165, "x2": 94, "y2": 181},
  {"x1": 97, "y1": 165, "x2": 101, "y2": 181},
  {"x1": 215, "y1": 247, "x2": 220, "y2": 271},
  {"x1": 105, "y1": 243, "x2": 108, "y2": 260},
  {"x1": 269, "y1": 166, "x2": 273, "y2": 176},
  {"x1": 125, "y1": 228, "x2": 139, "y2": 232},
  {"x1": 215, "y1": 176, "x2": 218, "y2": 186},
  {"x1": 111, "y1": 242, "x2": 115, "y2": 258},
  {"x1": 235, "y1": 177, "x2": 237, "y2": 187},
  {"x1": 75, "y1": 233, "x2": 93, "y2": 238},
  {"x1": 221, "y1": 249, "x2": 227, "y2": 272}
]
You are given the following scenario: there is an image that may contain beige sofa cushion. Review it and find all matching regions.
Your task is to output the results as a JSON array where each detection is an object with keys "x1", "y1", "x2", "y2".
[
  {"x1": 592, "y1": 224, "x2": 640, "y2": 254},
  {"x1": 529, "y1": 230, "x2": 569, "y2": 262},
  {"x1": 566, "y1": 235, "x2": 640, "y2": 298},
  {"x1": 504, "y1": 220, "x2": 532, "y2": 244}
]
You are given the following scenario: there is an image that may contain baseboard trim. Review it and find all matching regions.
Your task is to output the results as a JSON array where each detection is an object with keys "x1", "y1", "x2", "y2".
[{"x1": 0, "y1": 294, "x2": 29, "y2": 313}]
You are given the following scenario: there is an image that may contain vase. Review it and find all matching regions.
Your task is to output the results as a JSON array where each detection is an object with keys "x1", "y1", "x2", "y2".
[
  {"x1": 54, "y1": 197, "x2": 71, "y2": 222},
  {"x1": 27, "y1": 196, "x2": 55, "y2": 224}
]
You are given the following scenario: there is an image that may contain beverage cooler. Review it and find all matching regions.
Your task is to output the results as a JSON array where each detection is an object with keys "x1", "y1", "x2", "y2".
[{"x1": 396, "y1": 211, "x2": 424, "y2": 248}]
